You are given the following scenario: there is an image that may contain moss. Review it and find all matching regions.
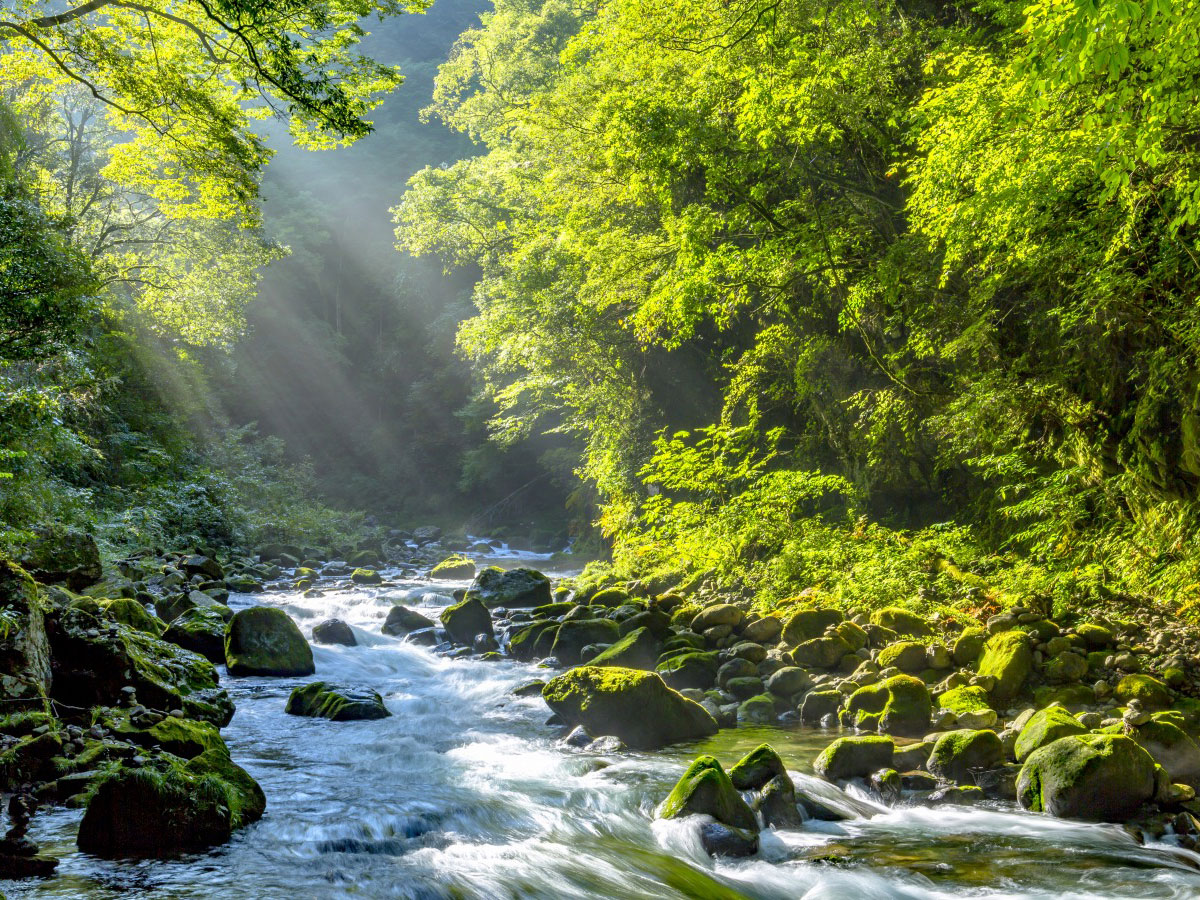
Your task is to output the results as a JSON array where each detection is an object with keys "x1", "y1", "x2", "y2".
[
  {"x1": 937, "y1": 685, "x2": 993, "y2": 717},
  {"x1": 507, "y1": 619, "x2": 558, "y2": 661},
  {"x1": 350, "y1": 568, "x2": 383, "y2": 585},
  {"x1": 100, "y1": 709, "x2": 225, "y2": 759},
  {"x1": 737, "y1": 693, "x2": 777, "y2": 724},
  {"x1": 1015, "y1": 707, "x2": 1087, "y2": 762},
  {"x1": 1033, "y1": 683, "x2": 1095, "y2": 711},
  {"x1": 530, "y1": 601, "x2": 575, "y2": 618},
  {"x1": 655, "y1": 650, "x2": 720, "y2": 690},
  {"x1": 224, "y1": 606, "x2": 314, "y2": 677},
  {"x1": 467, "y1": 566, "x2": 552, "y2": 608},
  {"x1": 877, "y1": 641, "x2": 927, "y2": 673},
  {"x1": 440, "y1": 596, "x2": 493, "y2": 645},
  {"x1": 781, "y1": 607, "x2": 842, "y2": 645},
  {"x1": 590, "y1": 587, "x2": 631, "y2": 607},
  {"x1": 163, "y1": 606, "x2": 227, "y2": 664},
  {"x1": 541, "y1": 666, "x2": 717, "y2": 750},
  {"x1": 728, "y1": 743, "x2": 789, "y2": 791},
  {"x1": 977, "y1": 631, "x2": 1032, "y2": 700},
  {"x1": 1115, "y1": 674, "x2": 1172, "y2": 710},
  {"x1": 791, "y1": 634, "x2": 852, "y2": 669},
  {"x1": 550, "y1": 617, "x2": 620, "y2": 665},
  {"x1": 100, "y1": 598, "x2": 165, "y2": 636},
  {"x1": 814, "y1": 735, "x2": 894, "y2": 780},
  {"x1": 77, "y1": 747, "x2": 265, "y2": 857},
  {"x1": 658, "y1": 755, "x2": 757, "y2": 832},
  {"x1": 1075, "y1": 623, "x2": 1114, "y2": 648},
  {"x1": 662, "y1": 633, "x2": 706, "y2": 654},
  {"x1": 1121, "y1": 719, "x2": 1200, "y2": 788},
  {"x1": 588, "y1": 626, "x2": 661, "y2": 670},
  {"x1": 431, "y1": 555, "x2": 476, "y2": 579},
  {"x1": 870, "y1": 607, "x2": 932, "y2": 638},
  {"x1": 952, "y1": 627, "x2": 987, "y2": 666},
  {"x1": 285, "y1": 681, "x2": 390, "y2": 721},
  {"x1": 845, "y1": 674, "x2": 931, "y2": 736},
  {"x1": 928, "y1": 729, "x2": 1004, "y2": 784}
]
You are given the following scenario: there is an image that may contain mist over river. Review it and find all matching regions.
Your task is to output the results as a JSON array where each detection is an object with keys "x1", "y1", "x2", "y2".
[{"x1": 9, "y1": 551, "x2": 1200, "y2": 900}]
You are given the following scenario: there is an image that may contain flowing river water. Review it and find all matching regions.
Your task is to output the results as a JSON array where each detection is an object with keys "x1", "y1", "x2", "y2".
[{"x1": 9, "y1": 550, "x2": 1200, "y2": 899}]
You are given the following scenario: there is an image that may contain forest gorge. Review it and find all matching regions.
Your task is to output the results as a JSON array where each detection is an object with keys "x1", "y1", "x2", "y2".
[{"x1": 3, "y1": 0, "x2": 1200, "y2": 894}]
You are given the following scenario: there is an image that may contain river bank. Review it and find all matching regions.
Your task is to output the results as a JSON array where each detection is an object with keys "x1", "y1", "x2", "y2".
[{"x1": 6, "y1": 542, "x2": 1200, "y2": 899}]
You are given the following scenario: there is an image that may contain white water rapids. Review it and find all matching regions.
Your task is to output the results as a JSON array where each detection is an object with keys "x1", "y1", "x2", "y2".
[{"x1": 9, "y1": 551, "x2": 1200, "y2": 898}]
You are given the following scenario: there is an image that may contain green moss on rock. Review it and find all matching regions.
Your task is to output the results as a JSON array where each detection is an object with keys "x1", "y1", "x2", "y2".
[
  {"x1": 977, "y1": 631, "x2": 1032, "y2": 700},
  {"x1": 1115, "y1": 674, "x2": 1172, "y2": 711},
  {"x1": 928, "y1": 729, "x2": 1004, "y2": 784},
  {"x1": 588, "y1": 626, "x2": 661, "y2": 670},
  {"x1": 658, "y1": 755, "x2": 758, "y2": 832},
  {"x1": 814, "y1": 735, "x2": 894, "y2": 780},
  {"x1": 285, "y1": 681, "x2": 390, "y2": 721},
  {"x1": 1015, "y1": 706, "x2": 1087, "y2": 762},
  {"x1": 224, "y1": 606, "x2": 315, "y2": 677},
  {"x1": 870, "y1": 607, "x2": 932, "y2": 638},
  {"x1": 1017, "y1": 733, "x2": 1156, "y2": 821},
  {"x1": 541, "y1": 666, "x2": 717, "y2": 750},
  {"x1": 845, "y1": 674, "x2": 931, "y2": 736}
]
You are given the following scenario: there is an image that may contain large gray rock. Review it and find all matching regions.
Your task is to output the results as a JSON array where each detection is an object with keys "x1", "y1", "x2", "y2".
[
  {"x1": 285, "y1": 682, "x2": 390, "y2": 721},
  {"x1": 224, "y1": 607, "x2": 315, "y2": 677},
  {"x1": 1017, "y1": 734, "x2": 1156, "y2": 821},
  {"x1": 465, "y1": 566, "x2": 552, "y2": 608},
  {"x1": 440, "y1": 596, "x2": 493, "y2": 645}
]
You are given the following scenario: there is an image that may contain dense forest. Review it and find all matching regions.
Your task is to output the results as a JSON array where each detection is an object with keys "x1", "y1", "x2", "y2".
[{"x1": 6, "y1": 0, "x2": 1200, "y2": 620}]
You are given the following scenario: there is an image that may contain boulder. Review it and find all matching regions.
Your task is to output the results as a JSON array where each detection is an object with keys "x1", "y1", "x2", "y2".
[
  {"x1": 1075, "y1": 623, "x2": 1113, "y2": 649},
  {"x1": 977, "y1": 631, "x2": 1032, "y2": 700},
  {"x1": 16, "y1": 527, "x2": 101, "y2": 591},
  {"x1": 156, "y1": 590, "x2": 230, "y2": 625},
  {"x1": 163, "y1": 606, "x2": 228, "y2": 664},
  {"x1": 1017, "y1": 733, "x2": 1156, "y2": 821},
  {"x1": 869, "y1": 607, "x2": 932, "y2": 638},
  {"x1": 691, "y1": 604, "x2": 744, "y2": 632},
  {"x1": 877, "y1": 640, "x2": 928, "y2": 673},
  {"x1": 285, "y1": 681, "x2": 390, "y2": 721},
  {"x1": 765, "y1": 666, "x2": 810, "y2": 697},
  {"x1": 936, "y1": 685, "x2": 997, "y2": 729},
  {"x1": 845, "y1": 674, "x2": 931, "y2": 736},
  {"x1": 737, "y1": 693, "x2": 777, "y2": 724},
  {"x1": 0, "y1": 559, "x2": 51, "y2": 708},
  {"x1": 657, "y1": 755, "x2": 758, "y2": 856},
  {"x1": 729, "y1": 743, "x2": 790, "y2": 790},
  {"x1": 791, "y1": 635, "x2": 852, "y2": 669},
  {"x1": 655, "y1": 651, "x2": 720, "y2": 690},
  {"x1": 101, "y1": 598, "x2": 165, "y2": 636},
  {"x1": 952, "y1": 627, "x2": 988, "y2": 666},
  {"x1": 224, "y1": 607, "x2": 315, "y2": 677},
  {"x1": 181, "y1": 555, "x2": 223, "y2": 581},
  {"x1": 781, "y1": 607, "x2": 842, "y2": 645},
  {"x1": 742, "y1": 616, "x2": 782, "y2": 643},
  {"x1": 77, "y1": 749, "x2": 265, "y2": 857},
  {"x1": 431, "y1": 556, "x2": 476, "y2": 580},
  {"x1": 507, "y1": 620, "x2": 558, "y2": 661},
  {"x1": 928, "y1": 729, "x2": 1004, "y2": 784},
  {"x1": 440, "y1": 596, "x2": 493, "y2": 645},
  {"x1": 1014, "y1": 706, "x2": 1087, "y2": 762},
  {"x1": 382, "y1": 605, "x2": 436, "y2": 636},
  {"x1": 814, "y1": 735, "x2": 894, "y2": 781},
  {"x1": 351, "y1": 568, "x2": 383, "y2": 585},
  {"x1": 312, "y1": 618, "x2": 356, "y2": 646},
  {"x1": 551, "y1": 618, "x2": 620, "y2": 666},
  {"x1": 466, "y1": 567, "x2": 552, "y2": 608},
  {"x1": 619, "y1": 608, "x2": 672, "y2": 638},
  {"x1": 588, "y1": 626, "x2": 661, "y2": 670},
  {"x1": 800, "y1": 690, "x2": 842, "y2": 723},
  {"x1": 1044, "y1": 651, "x2": 1088, "y2": 684},
  {"x1": 1115, "y1": 674, "x2": 1172, "y2": 711},
  {"x1": 1122, "y1": 719, "x2": 1200, "y2": 788},
  {"x1": 541, "y1": 666, "x2": 717, "y2": 750}
]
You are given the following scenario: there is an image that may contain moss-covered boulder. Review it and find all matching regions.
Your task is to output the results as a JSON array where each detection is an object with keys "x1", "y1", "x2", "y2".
[
  {"x1": 77, "y1": 749, "x2": 265, "y2": 857},
  {"x1": 1017, "y1": 733, "x2": 1156, "y2": 821},
  {"x1": 0, "y1": 559, "x2": 51, "y2": 709},
  {"x1": 48, "y1": 604, "x2": 232, "y2": 725},
  {"x1": 16, "y1": 526, "x2": 101, "y2": 591},
  {"x1": 800, "y1": 689, "x2": 842, "y2": 723},
  {"x1": 1044, "y1": 651, "x2": 1089, "y2": 684},
  {"x1": 792, "y1": 634, "x2": 852, "y2": 669},
  {"x1": 1014, "y1": 706, "x2": 1088, "y2": 762},
  {"x1": 814, "y1": 735, "x2": 894, "y2": 781},
  {"x1": 657, "y1": 755, "x2": 758, "y2": 857},
  {"x1": 440, "y1": 596, "x2": 493, "y2": 646},
  {"x1": 870, "y1": 607, "x2": 932, "y2": 638},
  {"x1": 431, "y1": 555, "x2": 476, "y2": 580},
  {"x1": 952, "y1": 627, "x2": 988, "y2": 666},
  {"x1": 1121, "y1": 719, "x2": 1200, "y2": 788},
  {"x1": 589, "y1": 626, "x2": 661, "y2": 670},
  {"x1": 845, "y1": 674, "x2": 931, "y2": 736},
  {"x1": 655, "y1": 650, "x2": 720, "y2": 690},
  {"x1": 977, "y1": 631, "x2": 1032, "y2": 700},
  {"x1": 98, "y1": 709, "x2": 225, "y2": 759},
  {"x1": 781, "y1": 607, "x2": 842, "y2": 645},
  {"x1": 737, "y1": 693, "x2": 777, "y2": 724},
  {"x1": 542, "y1": 666, "x2": 717, "y2": 750},
  {"x1": 156, "y1": 590, "x2": 231, "y2": 626},
  {"x1": 729, "y1": 743, "x2": 789, "y2": 790},
  {"x1": 551, "y1": 618, "x2": 620, "y2": 666},
  {"x1": 1115, "y1": 674, "x2": 1172, "y2": 710},
  {"x1": 101, "y1": 598, "x2": 165, "y2": 636},
  {"x1": 507, "y1": 619, "x2": 558, "y2": 661},
  {"x1": 285, "y1": 681, "x2": 390, "y2": 721},
  {"x1": 691, "y1": 604, "x2": 745, "y2": 632},
  {"x1": 466, "y1": 566, "x2": 552, "y2": 608},
  {"x1": 877, "y1": 640, "x2": 928, "y2": 673},
  {"x1": 162, "y1": 606, "x2": 228, "y2": 664},
  {"x1": 937, "y1": 685, "x2": 997, "y2": 728},
  {"x1": 928, "y1": 729, "x2": 1004, "y2": 784},
  {"x1": 1075, "y1": 623, "x2": 1114, "y2": 649},
  {"x1": 382, "y1": 605, "x2": 435, "y2": 636},
  {"x1": 351, "y1": 568, "x2": 383, "y2": 585},
  {"x1": 225, "y1": 606, "x2": 315, "y2": 677}
]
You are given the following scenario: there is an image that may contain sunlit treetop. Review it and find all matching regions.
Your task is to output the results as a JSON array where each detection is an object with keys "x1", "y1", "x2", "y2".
[{"x1": 0, "y1": 0, "x2": 430, "y2": 220}]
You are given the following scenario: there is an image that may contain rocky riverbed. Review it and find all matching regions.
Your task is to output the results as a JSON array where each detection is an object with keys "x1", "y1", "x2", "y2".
[{"x1": 4, "y1": 527, "x2": 1200, "y2": 897}]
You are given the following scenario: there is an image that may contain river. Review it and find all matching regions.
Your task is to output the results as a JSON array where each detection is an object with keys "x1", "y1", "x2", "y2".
[{"x1": 8, "y1": 551, "x2": 1200, "y2": 898}]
